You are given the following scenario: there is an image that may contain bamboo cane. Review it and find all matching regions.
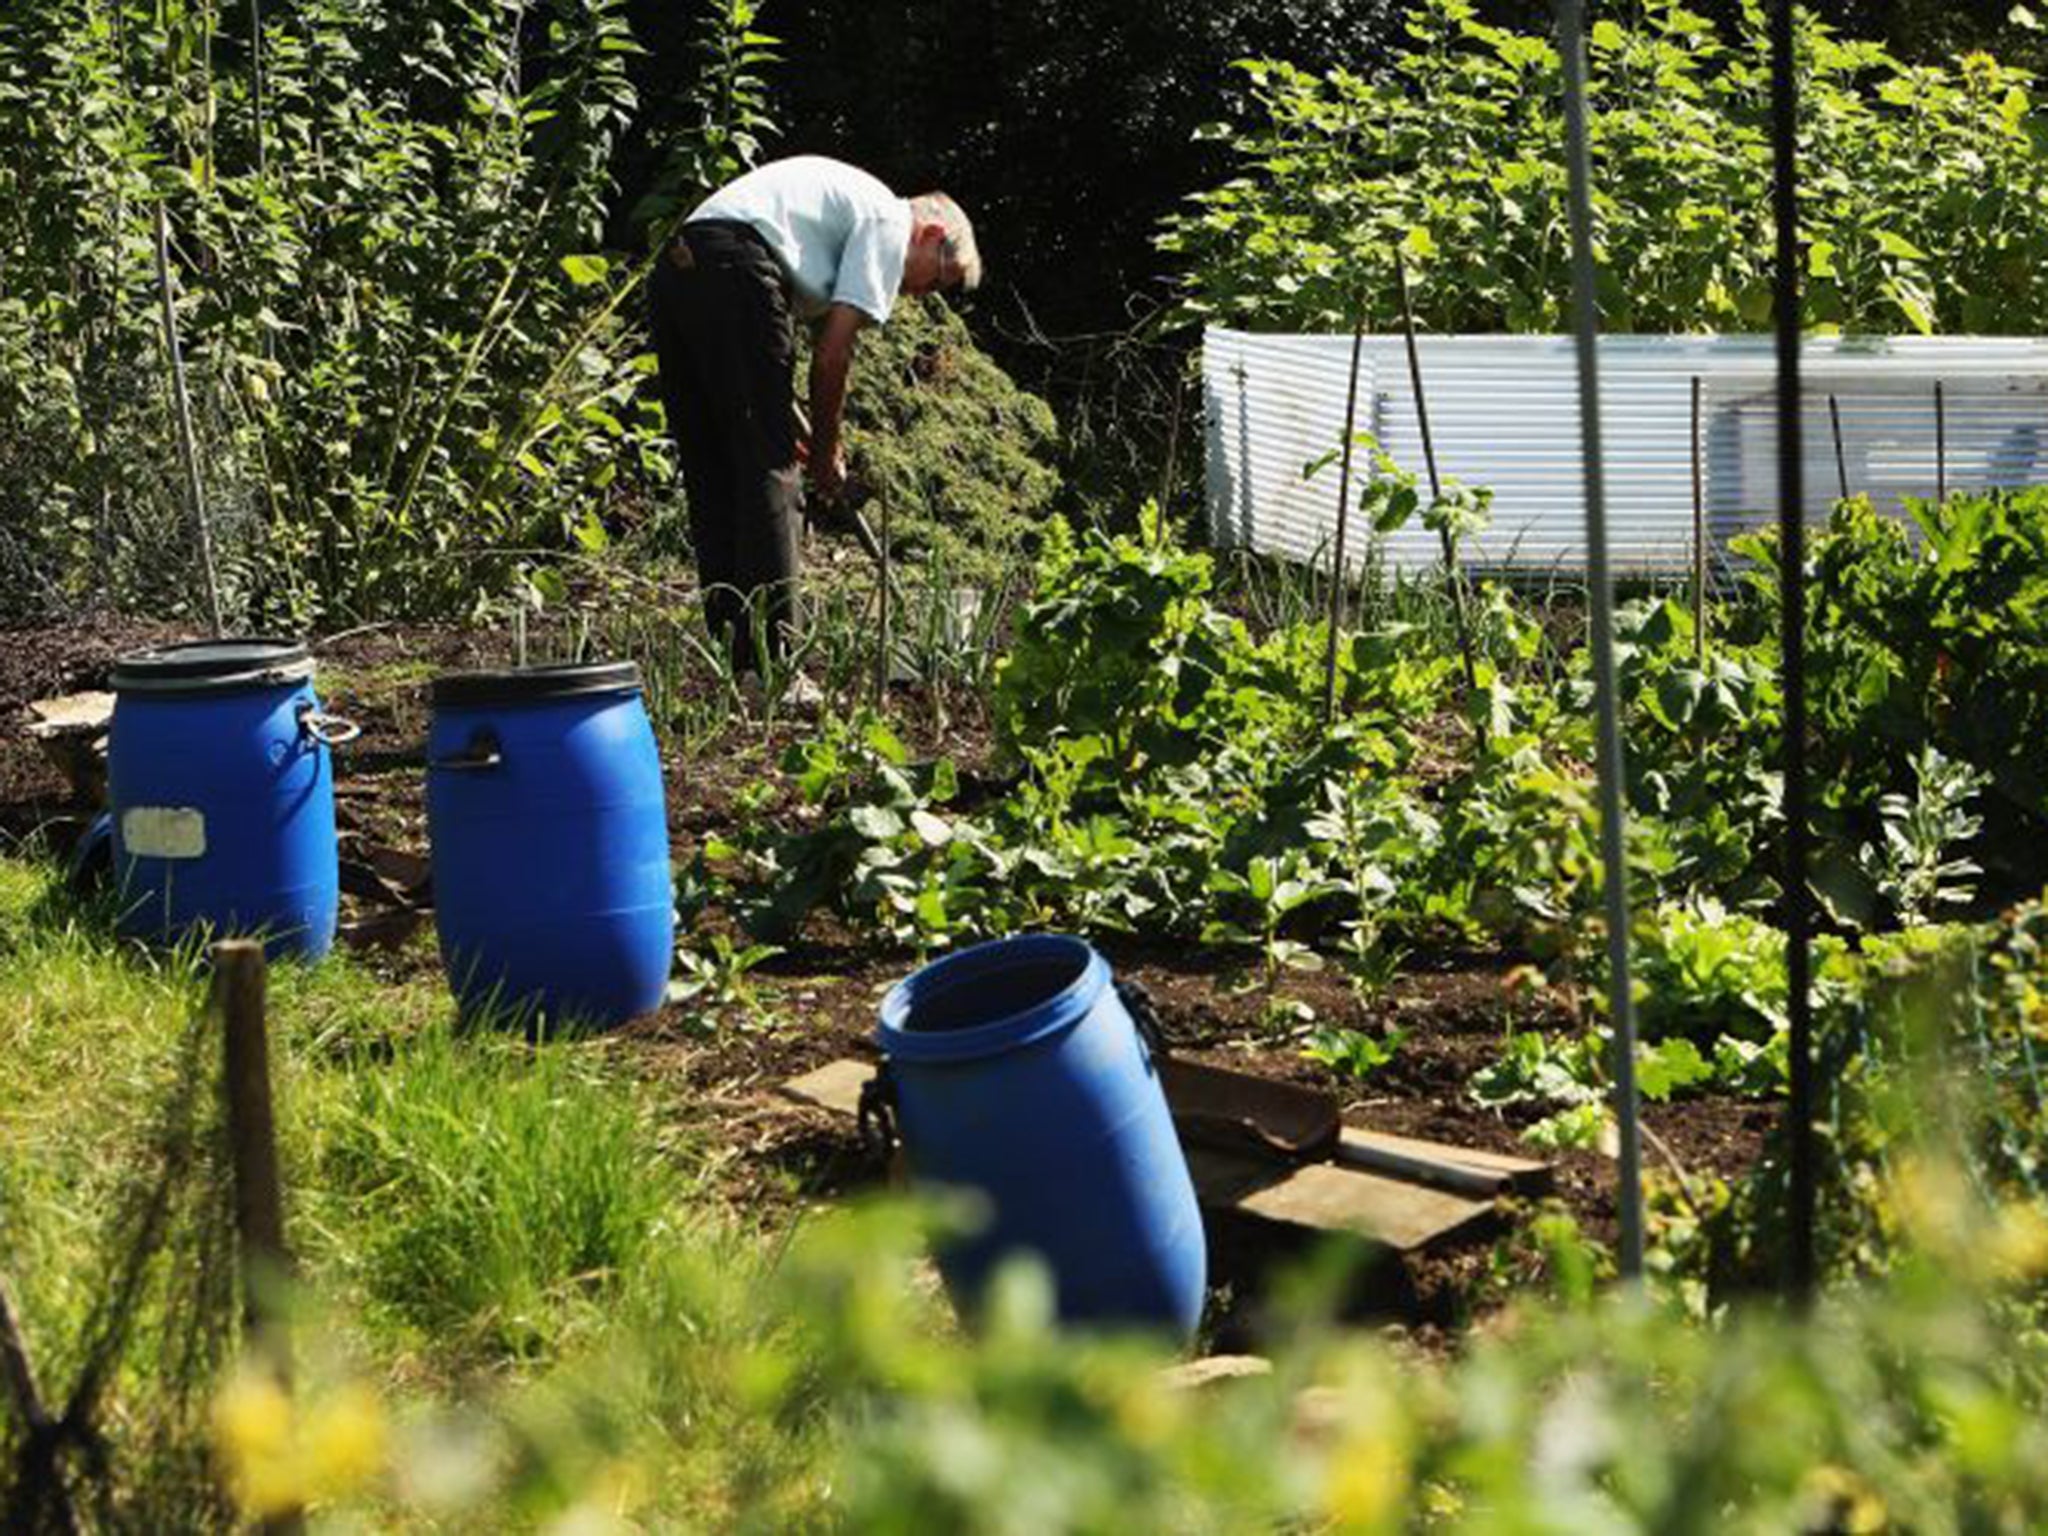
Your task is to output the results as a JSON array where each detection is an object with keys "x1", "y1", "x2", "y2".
[
  {"x1": 1558, "y1": 0, "x2": 1646, "y2": 1282},
  {"x1": 1323, "y1": 302, "x2": 1369, "y2": 722}
]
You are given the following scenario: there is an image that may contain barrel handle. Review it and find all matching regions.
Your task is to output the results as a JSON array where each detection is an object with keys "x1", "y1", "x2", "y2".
[
  {"x1": 858, "y1": 1064, "x2": 899, "y2": 1160},
  {"x1": 429, "y1": 727, "x2": 503, "y2": 772},
  {"x1": 297, "y1": 705, "x2": 362, "y2": 746},
  {"x1": 1115, "y1": 978, "x2": 1169, "y2": 1059}
]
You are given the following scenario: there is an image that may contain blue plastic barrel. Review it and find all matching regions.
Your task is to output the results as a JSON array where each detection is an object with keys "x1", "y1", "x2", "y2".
[
  {"x1": 426, "y1": 662, "x2": 674, "y2": 1028},
  {"x1": 107, "y1": 639, "x2": 347, "y2": 961},
  {"x1": 878, "y1": 935, "x2": 1206, "y2": 1337}
]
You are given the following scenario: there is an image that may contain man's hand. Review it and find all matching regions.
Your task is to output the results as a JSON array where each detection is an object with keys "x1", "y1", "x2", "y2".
[{"x1": 810, "y1": 441, "x2": 848, "y2": 500}]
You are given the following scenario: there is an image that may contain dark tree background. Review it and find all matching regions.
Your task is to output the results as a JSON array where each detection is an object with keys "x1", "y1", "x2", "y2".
[
  {"x1": 621, "y1": 1, "x2": 1400, "y2": 380},
  {"x1": 614, "y1": 0, "x2": 2032, "y2": 501}
]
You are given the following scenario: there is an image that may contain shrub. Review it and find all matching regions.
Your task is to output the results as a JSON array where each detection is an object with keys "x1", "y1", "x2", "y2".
[
  {"x1": 1162, "y1": 0, "x2": 2048, "y2": 337},
  {"x1": 0, "y1": 0, "x2": 697, "y2": 626}
]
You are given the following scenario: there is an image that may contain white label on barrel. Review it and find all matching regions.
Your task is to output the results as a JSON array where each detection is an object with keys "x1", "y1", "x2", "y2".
[{"x1": 121, "y1": 807, "x2": 207, "y2": 860}]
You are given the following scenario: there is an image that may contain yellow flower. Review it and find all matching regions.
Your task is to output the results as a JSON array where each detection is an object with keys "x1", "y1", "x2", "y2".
[
  {"x1": 212, "y1": 1366, "x2": 390, "y2": 1517},
  {"x1": 303, "y1": 1382, "x2": 390, "y2": 1498},
  {"x1": 213, "y1": 1367, "x2": 301, "y2": 1519},
  {"x1": 1323, "y1": 1425, "x2": 1411, "y2": 1535}
]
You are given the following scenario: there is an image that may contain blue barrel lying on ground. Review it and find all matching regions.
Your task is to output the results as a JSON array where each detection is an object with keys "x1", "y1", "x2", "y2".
[
  {"x1": 107, "y1": 639, "x2": 348, "y2": 961},
  {"x1": 426, "y1": 662, "x2": 674, "y2": 1029},
  {"x1": 877, "y1": 934, "x2": 1207, "y2": 1338}
]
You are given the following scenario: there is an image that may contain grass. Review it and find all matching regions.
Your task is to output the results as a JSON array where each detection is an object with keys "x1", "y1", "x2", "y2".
[
  {"x1": 0, "y1": 852, "x2": 771, "y2": 1519},
  {"x1": 5, "y1": 861, "x2": 2048, "y2": 1529}
]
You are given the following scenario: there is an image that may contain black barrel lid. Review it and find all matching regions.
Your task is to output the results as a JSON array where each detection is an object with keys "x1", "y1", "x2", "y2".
[
  {"x1": 110, "y1": 639, "x2": 314, "y2": 695},
  {"x1": 431, "y1": 660, "x2": 643, "y2": 708}
]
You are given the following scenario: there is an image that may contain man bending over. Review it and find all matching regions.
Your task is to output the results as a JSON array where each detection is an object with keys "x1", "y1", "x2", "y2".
[{"x1": 649, "y1": 155, "x2": 982, "y2": 687}]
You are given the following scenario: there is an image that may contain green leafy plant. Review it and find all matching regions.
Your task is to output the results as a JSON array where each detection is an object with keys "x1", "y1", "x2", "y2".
[
  {"x1": 1856, "y1": 746, "x2": 1990, "y2": 927},
  {"x1": 673, "y1": 932, "x2": 786, "y2": 1029},
  {"x1": 1201, "y1": 852, "x2": 1342, "y2": 992},
  {"x1": 1164, "y1": 0, "x2": 2048, "y2": 338},
  {"x1": 1301, "y1": 1025, "x2": 1406, "y2": 1081}
]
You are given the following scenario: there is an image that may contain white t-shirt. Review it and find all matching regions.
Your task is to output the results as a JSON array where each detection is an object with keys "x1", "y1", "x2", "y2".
[{"x1": 688, "y1": 156, "x2": 912, "y2": 325}]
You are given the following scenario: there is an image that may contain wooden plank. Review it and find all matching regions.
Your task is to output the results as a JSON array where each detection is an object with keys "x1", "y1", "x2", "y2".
[
  {"x1": 1187, "y1": 1146, "x2": 1495, "y2": 1253},
  {"x1": 779, "y1": 1058, "x2": 874, "y2": 1118},
  {"x1": 774, "y1": 1061, "x2": 1511, "y2": 1252},
  {"x1": 1236, "y1": 1163, "x2": 1494, "y2": 1252}
]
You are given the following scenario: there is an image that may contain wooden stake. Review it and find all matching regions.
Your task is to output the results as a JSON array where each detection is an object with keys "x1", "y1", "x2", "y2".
[
  {"x1": 1323, "y1": 302, "x2": 1369, "y2": 722},
  {"x1": 215, "y1": 943, "x2": 292, "y2": 1342},
  {"x1": 153, "y1": 202, "x2": 226, "y2": 637},
  {"x1": 215, "y1": 939, "x2": 302, "y2": 1535}
]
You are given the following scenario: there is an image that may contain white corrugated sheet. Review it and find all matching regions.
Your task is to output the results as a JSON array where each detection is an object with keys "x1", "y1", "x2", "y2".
[{"x1": 1202, "y1": 329, "x2": 2048, "y2": 577}]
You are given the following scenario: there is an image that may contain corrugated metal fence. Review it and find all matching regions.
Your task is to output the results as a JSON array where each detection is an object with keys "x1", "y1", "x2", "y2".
[{"x1": 1202, "y1": 329, "x2": 2048, "y2": 577}]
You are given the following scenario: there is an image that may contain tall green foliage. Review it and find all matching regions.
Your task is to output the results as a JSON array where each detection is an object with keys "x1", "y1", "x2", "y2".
[
  {"x1": 1162, "y1": 0, "x2": 2048, "y2": 336},
  {"x1": 0, "y1": 0, "x2": 727, "y2": 625}
]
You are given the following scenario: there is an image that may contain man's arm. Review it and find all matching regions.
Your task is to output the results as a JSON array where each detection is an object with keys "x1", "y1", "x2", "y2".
[{"x1": 806, "y1": 302, "x2": 867, "y2": 498}]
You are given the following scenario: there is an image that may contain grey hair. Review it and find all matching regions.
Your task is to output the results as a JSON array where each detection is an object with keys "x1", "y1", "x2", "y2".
[{"x1": 910, "y1": 192, "x2": 982, "y2": 291}]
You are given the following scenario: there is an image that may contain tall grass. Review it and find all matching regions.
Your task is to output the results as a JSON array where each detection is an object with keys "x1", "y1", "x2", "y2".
[{"x1": 321, "y1": 1021, "x2": 686, "y2": 1364}]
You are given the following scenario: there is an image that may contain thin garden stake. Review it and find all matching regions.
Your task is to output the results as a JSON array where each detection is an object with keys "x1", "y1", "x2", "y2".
[
  {"x1": 214, "y1": 939, "x2": 306, "y2": 1536},
  {"x1": 1158, "y1": 356, "x2": 1186, "y2": 518},
  {"x1": 1691, "y1": 374, "x2": 1707, "y2": 666},
  {"x1": 1558, "y1": 0, "x2": 1645, "y2": 1282},
  {"x1": 248, "y1": 0, "x2": 268, "y2": 185},
  {"x1": 1936, "y1": 380, "x2": 1947, "y2": 503},
  {"x1": 1828, "y1": 393, "x2": 1849, "y2": 500},
  {"x1": 877, "y1": 489, "x2": 893, "y2": 705},
  {"x1": 1394, "y1": 249, "x2": 1484, "y2": 743},
  {"x1": 154, "y1": 201, "x2": 226, "y2": 637},
  {"x1": 1323, "y1": 301, "x2": 1369, "y2": 722},
  {"x1": 1771, "y1": 0, "x2": 1818, "y2": 1306}
]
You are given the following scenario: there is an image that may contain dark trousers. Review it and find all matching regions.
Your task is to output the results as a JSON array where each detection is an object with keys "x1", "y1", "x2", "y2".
[{"x1": 649, "y1": 220, "x2": 803, "y2": 671}]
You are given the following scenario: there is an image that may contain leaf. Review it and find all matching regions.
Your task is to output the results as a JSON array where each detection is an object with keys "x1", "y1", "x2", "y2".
[
  {"x1": 560, "y1": 253, "x2": 610, "y2": 287},
  {"x1": 1401, "y1": 225, "x2": 1437, "y2": 261},
  {"x1": 1636, "y1": 1038, "x2": 1712, "y2": 1101},
  {"x1": 1887, "y1": 280, "x2": 1936, "y2": 336},
  {"x1": 848, "y1": 805, "x2": 905, "y2": 842},
  {"x1": 1874, "y1": 229, "x2": 1928, "y2": 262}
]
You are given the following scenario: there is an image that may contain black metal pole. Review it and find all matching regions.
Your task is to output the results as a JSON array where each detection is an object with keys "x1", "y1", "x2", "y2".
[
  {"x1": 1771, "y1": 0, "x2": 1817, "y2": 1306},
  {"x1": 1324, "y1": 303, "x2": 1369, "y2": 722},
  {"x1": 1935, "y1": 380, "x2": 1947, "y2": 504},
  {"x1": 1691, "y1": 374, "x2": 1707, "y2": 666},
  {"x1": 1559, "y1": 0, "x2": 1646, "y2": 1283},
  {"x1": 1828, "y1": 393, "x2": 1849, "y2": 501}
]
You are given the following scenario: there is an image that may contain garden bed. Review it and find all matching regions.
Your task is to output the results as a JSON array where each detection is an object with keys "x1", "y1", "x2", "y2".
[{"x1": 0, "y1": 617, "x2": 1773, "y2": 1338}]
